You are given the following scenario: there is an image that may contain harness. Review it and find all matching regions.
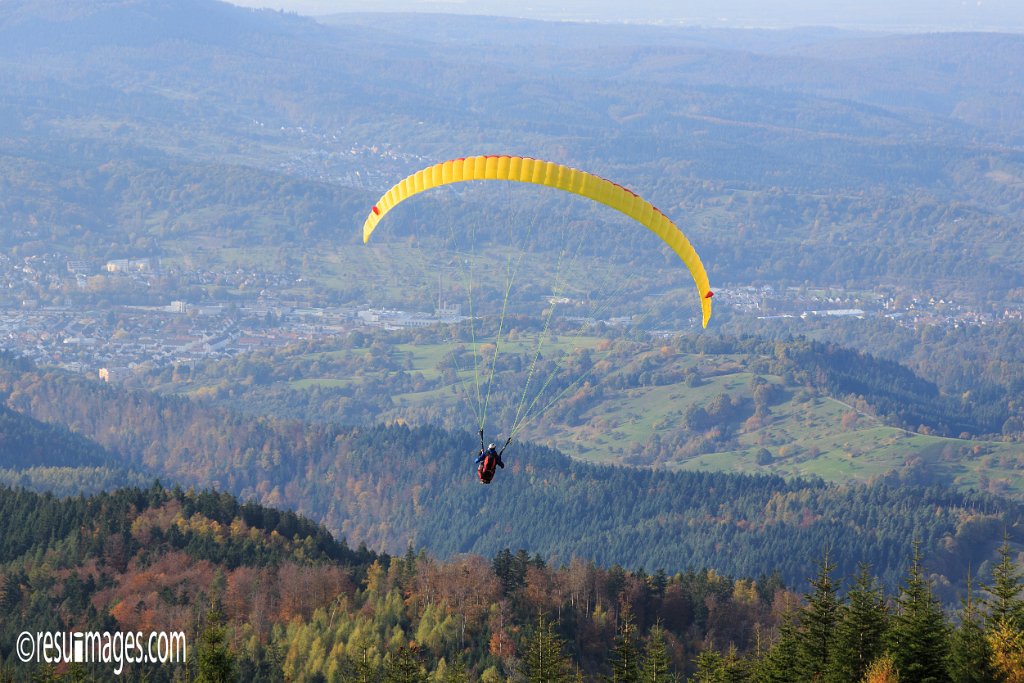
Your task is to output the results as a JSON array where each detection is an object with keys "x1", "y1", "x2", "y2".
[
  {"x1": 478, "y1": 452, "x2": 498, "y2": 484},
  {"x1": 477, "y1": 430, "x2": 511, "y2": 485}
]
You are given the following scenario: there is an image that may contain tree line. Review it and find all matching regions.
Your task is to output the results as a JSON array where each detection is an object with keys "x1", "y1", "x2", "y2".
[
  {"x1": 1, "y1": 482, "x2": 1022, "y2": 682},
  {"x1": 1, "y1": 351, "x2": 1021, "y2": 595}
]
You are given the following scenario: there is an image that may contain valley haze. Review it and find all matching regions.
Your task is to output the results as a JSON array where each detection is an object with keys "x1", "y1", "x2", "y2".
[
  {"x1": 0, "y1": 1, "x2": 1023, "y2": 680},
  {"x1": 230, "y1": 0, "x2": 1024, "y2": 32}
]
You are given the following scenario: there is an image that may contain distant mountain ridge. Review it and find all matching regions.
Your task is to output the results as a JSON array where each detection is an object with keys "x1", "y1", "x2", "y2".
[
  {"x1": 0, "y1": 0, "x2": 317, "y2": 48},
  {"x1": 308, "y1": 0, "x2": 1024, "y2": 32},
  {"x1": 2, "y1": 0, "x2": 1024, "y2": 300}
]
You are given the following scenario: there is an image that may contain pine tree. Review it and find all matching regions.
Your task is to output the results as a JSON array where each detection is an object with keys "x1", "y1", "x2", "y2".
[
  {"x1": 384, "y1": 646, "x2": 427, "y2": 683},
  {"x1": 524, "y1": 615, "x2": 571, "y2": 683},
  {"x1": 722, "y1": 644, "x2": 752, "y2": 682},
  {"x1": 983, "y1": 538, "x2": 1024, "y2": 632},
  {"x1": 691, "y1": 648, "x2": 727, "y2": 683},
  {"x1": 440, "y1": 658, "x2": 469, "y2": 683},
  {"x1": 946, "y1": 573, "x2": 996, "y2": 683},
  {"x1": 752, "y1": 613, "x2": 801, "y2": 683},
  {"x1": 888, "y1": 542, "x2": 949, "y2": 683},
  {"x1": 797, "y1": 552, "x2": 841, "y2": 681},
  {"x1": 343, "y1": 644, "x2": 380, "y2": 683},
  {"x1": 1, "y1": 572, "x2": 23, "y2": 613},
  {"x1": 400, "y1": 543, "x2": 418, "y2": 588},
  {"x1": 29, "y1": 664, "x2": 57, "y2": 683},
  {"x1": 197, "y1": 604, "x2": 237, "y2": 683},
  {"x1": 692, "y1": 646, "x2": 748, "y2": 683},
  {"x1": 827, "y1": 564, "x2": 889, "y2": 683},
  {"x1": 64, "y1": 662, "x2": 87, "y2": 683},
  {"x1": 493, "y1": 548, "x2": 516, "y2": 595},
  {"x1": 609, "y1": 605, "x2": 641, "y2": 683},
  {"x1": 641, "y1": 623, "x2": 676, "y2": 683}
]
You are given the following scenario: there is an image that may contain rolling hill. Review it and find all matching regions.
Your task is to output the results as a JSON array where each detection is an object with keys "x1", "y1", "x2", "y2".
[
  {"x1": 128, "y1": 330, "x2": 1024, "y2": 500},
  {"x1": 0, "y1": 351, "x2": 1020, "y2": 594},
  {"x1": 2, "y1": 0, "x2": 1024, "y2": 300}
]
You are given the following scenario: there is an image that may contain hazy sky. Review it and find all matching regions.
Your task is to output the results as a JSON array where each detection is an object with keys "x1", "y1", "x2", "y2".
[{"x1": 228, "y1": 0, "x2": 1024, "y2": 32}]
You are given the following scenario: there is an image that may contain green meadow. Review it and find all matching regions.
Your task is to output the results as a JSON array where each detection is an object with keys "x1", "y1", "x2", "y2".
[{"x1": 272, "y1": 336, "x2": 1024, "y2": 497}]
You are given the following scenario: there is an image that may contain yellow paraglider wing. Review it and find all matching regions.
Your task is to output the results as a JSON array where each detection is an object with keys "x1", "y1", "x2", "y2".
[{"x1": 362, "y1": 155, "x2": 713, "y2": 328}]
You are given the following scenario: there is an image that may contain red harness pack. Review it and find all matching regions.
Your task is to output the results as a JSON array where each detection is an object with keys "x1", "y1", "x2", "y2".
[{"x1": 478, "y1": 453, "x2": 498, "y2": 483}]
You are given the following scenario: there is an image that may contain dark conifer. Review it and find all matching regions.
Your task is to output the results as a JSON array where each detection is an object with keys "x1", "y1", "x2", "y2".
[
  {"x1": 751, "y1": 613, "x2": 800, "y2": 683},
  {"x1": 343, "y1": 645, "x2": 380, "y2": 683},
  {"x1": 641, "y1": 623, "x2": 676, "y2": 683},
  {"x1": 722, "y1": 644, "x2": 752, "y2": 682},
  {"x1": 197, "y1": 604, "x2": 237, "y2": 683},
  {"x1": 609, "y1": 604, "x2": 641, "y2": 683},
  {"x1": 383, "y1": 646, "x2": 427, "y2": 683},
  {"x1": 982, "y1": 537, "x2": 1024, "y2": 632},
  {"x1": 524, "y1": 615, "x2": 571, "y2": 683},
  {"x1": 827, "y1": 563, "x2": 889, "y2": 683},
  {"x1": 797, "y1": 552, "x2": 841, "y2": 681},
  {"x1": 946, "y1": 573, "x2": 996, "y2": 683},
  {"x1": 29, "y1": 663, "x2": 58, "y2": 683},
  {"x1": 440, "y1": 658, "x2": 469, "y2": 683},
  {"x1": 888, "y1": 542, "x2": 950, "y2": 683},
  {"x1": 691, "y1": 648, "x2": 727, "y2": 683},
  {"x1": 493, "y1": 548, "x2": 516, "y2": 594}
]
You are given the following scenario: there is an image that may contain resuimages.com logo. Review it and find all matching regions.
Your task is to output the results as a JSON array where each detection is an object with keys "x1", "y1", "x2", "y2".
[{"x1": 17, "y1": 630, "x2": 187, "y2": 676}]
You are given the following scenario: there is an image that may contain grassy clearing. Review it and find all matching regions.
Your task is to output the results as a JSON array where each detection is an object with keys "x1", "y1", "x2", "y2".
[
  {"x1": 679, "y1": 411, "x2": 1024, "y2": 498},
  {"x1": 280, "y1": 334, "x2": 1024, "y2": 496}
]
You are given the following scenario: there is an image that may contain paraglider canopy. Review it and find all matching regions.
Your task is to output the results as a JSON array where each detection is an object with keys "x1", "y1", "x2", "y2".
[{"x1": 362, "y1": 155, "x2": 713, "y2": 328}]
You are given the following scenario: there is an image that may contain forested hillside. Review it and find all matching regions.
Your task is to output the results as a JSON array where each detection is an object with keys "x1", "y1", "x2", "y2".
[
  {"x1": 1, "y1": 4, "x2": 1023, "y2": 678},
  {"x1": 3, "y1": 0, "x2": 1024, "y2": 511},
  {"x1": 0, "y1": 353, "x2": 1019, "y2": 594},
  {"x1": 146, "y1": 329, "x2": 1020, "y2": 439},
  {"x1": 128, "y1": 327, "x2": 1024, "y2": 498},
  {"x1": 0, "y1": 355, "x2": 149, "y2": 494},
  {"x1": 2, "y1": 1, "x2": 1024, "y2": 301},
  {"x1": 1, "y1": 484, "x2": 1022, "y2": 682},
  {"x1": 0, "y1": 484, "x2": 378, "y2": 681},
  {"x1": 739, "y1": 313, "x2": 1024, "y2": 400},
  {"x1": 0, "y1": 404, "x2": 148, "y2": 496}
]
